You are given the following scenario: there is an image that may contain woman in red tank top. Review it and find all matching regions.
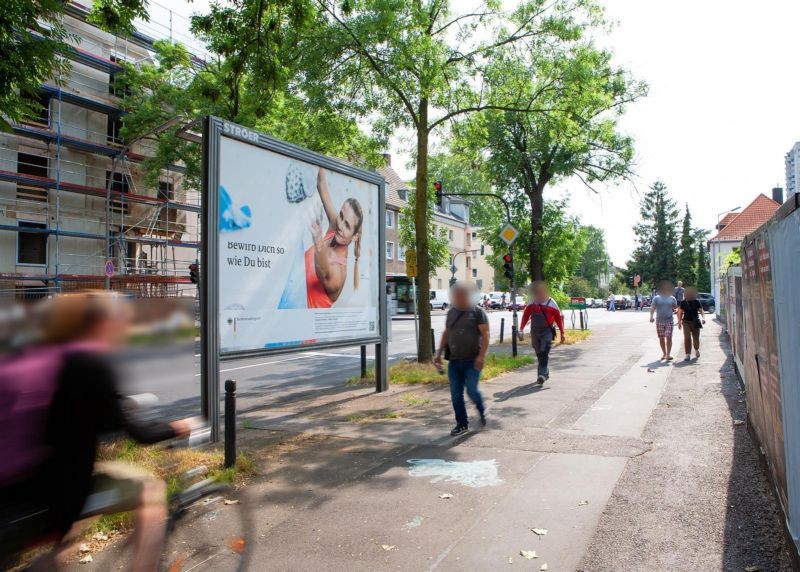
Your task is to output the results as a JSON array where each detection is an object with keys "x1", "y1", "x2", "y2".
[{"x1": 305, "y1": 168, "x2": 364, "y2": 308}]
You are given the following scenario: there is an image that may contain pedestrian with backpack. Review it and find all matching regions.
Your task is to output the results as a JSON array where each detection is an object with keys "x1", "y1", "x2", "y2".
[
  {"x1": 518, "y1": 281, "x2": 565, "y2": 385},
  {"x1": 434, "y1": 282, "x2": 490, "y2": 436}
]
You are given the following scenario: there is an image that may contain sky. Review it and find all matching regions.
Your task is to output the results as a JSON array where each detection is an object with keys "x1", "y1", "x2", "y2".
[{"x1": 155, "y1": 0, "x2": 800, "y2": 267}]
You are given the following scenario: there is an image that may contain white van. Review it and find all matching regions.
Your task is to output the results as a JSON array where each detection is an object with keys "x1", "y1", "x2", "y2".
[{"x1": 430, "y1": 289, "x2": 450, "y2": 310}]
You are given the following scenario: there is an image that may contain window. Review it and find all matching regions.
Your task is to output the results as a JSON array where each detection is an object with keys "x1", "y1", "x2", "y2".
[
  {"x1": 158, "y1": 179, "x2": 174, "y2": 201},
  {"x1": 108, "y1": 56, "x2": 132, "y2": 97},
  {"x1": 106, "y1": 170, "x2": 131, "y2": 194},
  {"x1": 386, "y1": 210, "x2": 394, "y2": 228},
  {"x1": 472, "y1": 269, "x2": 478, "y2": 278},
  {"x1": 398, "y1": 189, "x2": 408, "y2": 201},
  {"x1": 466, "y1": 257, "x2": 471, "y2": 268},
  {"x1": 437, "y1": 278, "x2": 443, "y2": 289},
  {"x1": 22, "y1": 91, "x2": 50, "y2": 126},
  {"x1": 472, "y1": 251, "x2": 477, "y2": 259},
  {"x1": 471, "y1": 232, "x2": 477, "y2": 240},
  {"x1": 398, "y1": 244, "x2": 406, "y2": 261},
  {"x1": 18, "y1": 152, "x2": 48, "y2": 178},
  {"x1": 476, "y1": 279, "x2": 483, "y2": 289},
  {"x1": 17, "y1": 152, "x2": 49, "y2": 202},
  {"x1": 448, "y1": 229, "x2": 454, "y2": 241},
  {"x1": 17, "y1": 221, "x2": 47, "y2": 265},
  {"x1": 107, "y1": 115, "x2": 124, "y2": 146},
  {"x1": 386, "y1": 241, "x2": 394, "y2": 260}
]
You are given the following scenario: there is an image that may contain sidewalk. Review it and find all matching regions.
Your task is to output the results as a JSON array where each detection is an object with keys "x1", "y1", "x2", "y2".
[{"x1": 78, "y1": 314, "x2": 794, "y2": 570}]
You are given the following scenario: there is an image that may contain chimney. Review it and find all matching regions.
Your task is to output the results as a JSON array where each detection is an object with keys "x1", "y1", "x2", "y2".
[
  {"x1": 382, "y1": 153, "x2": 391, "y2": 166},
  {"x1": 772, "y1": 186, "x2": 784, "y2": 204}
]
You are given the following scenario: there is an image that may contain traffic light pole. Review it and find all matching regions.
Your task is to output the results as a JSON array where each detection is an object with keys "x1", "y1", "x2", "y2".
[{"x1": 438, "y1": 190, "x2": 518, "y2": 357}]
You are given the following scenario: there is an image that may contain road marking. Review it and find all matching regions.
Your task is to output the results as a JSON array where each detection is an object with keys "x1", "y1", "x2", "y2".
[
  {"x1": 193, "y1": 354, "x2": 309, "y2": 377},
  {"x1": 306, "y1": 351, "x2": 374, "y2": 359}
]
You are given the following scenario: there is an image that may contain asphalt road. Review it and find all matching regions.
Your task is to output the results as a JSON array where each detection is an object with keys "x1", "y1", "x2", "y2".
[{"x1": 119, "y1": 307, "x2": 629, "y2": 419}]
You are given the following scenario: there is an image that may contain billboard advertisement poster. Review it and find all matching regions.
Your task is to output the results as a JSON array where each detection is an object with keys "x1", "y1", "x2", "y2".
[{"x1": 208, "y1": 120, "x2": 385, "y2": 355}]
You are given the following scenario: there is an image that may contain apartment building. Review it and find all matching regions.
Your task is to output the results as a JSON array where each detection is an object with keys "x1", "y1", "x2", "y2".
[
  {"x1": 0, "y1": 2, "x2": 200, "y2": 298},
  {"x1": 378, "y1": 157, "x2": 411, "y2": 276}
]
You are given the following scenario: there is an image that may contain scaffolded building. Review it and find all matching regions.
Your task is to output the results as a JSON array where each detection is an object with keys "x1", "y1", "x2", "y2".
[{"x1": 0, "y1": 1, "x2": 204, "y2": 299}]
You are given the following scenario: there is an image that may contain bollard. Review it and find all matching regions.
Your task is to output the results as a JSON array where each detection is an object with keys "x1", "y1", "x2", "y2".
[
  {"x1": 579, "y1": 310, "x2": 585, "y2": 331},
  {"x1": 431, "y1": 328, "x2": 436, "y2": 355},
  {"x1": 500, "y1": 318, "x2": 505, "y2": 344},
  {"x1": 360, "y1": 345, "x2": 367, "y2": 378},
  {"x1": 224, "y1": 379, "x2": 237, "y2": 468}
]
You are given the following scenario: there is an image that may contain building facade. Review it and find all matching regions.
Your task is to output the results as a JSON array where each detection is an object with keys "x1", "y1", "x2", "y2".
[
  {"x1": 785, "y1": 142, "x2": 800, "y2": 197},
  {"x1": 1, "y1": 3, "x2": 200, "y2": 298}
]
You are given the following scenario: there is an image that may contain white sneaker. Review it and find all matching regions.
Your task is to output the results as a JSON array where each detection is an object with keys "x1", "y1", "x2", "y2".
[{"x1": 684, "y1": 354, "x2": 691, "y2": 361}]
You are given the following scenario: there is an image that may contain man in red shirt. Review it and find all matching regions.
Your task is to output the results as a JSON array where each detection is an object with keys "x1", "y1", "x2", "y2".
[{"x1": 518, "y1": 281, "x2": 565, "y2": 385}]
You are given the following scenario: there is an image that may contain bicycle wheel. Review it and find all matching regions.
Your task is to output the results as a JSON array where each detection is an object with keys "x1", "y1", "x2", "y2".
[{"x1": 161, "y1": 480, "x2": 251, "y2": 572}]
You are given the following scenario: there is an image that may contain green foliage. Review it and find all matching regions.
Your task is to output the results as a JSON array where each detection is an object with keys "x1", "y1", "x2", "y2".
[
  {"x1": 398, "y1": 181, "x2": 449, "y2": 276},
  {"x1": 549, "y1": 288, "x2": 571, "y2": 309},
  {"x1": 477, "y1": 197, "x2": 585, "y2": 291},
  {"x1": 723, "y1": 247, "x2": 741, "y2": 271},
  {"x1": 696, "y1": 239, "x2": 711, "y2": 292},
  {"x1": 88, "y1": 0, "x2": 149, "y2": 35},
  {"x1": 676, "y1": 205, "x2": 697, "y2": 285},
  {"x1": 628, "y1": 180, "x2": 680, "y2": 287},
  {"x1": 576, "y1": 226, "x2": 611, "y2": 288},
  {"x1": 0, "y1": 0, "x2": 74, "y2": 132},
  {"x1": 566, "y1": 276, "x2": 593, "y2": 297}
]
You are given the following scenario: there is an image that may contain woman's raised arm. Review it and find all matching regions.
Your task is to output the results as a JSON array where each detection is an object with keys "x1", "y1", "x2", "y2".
[{"x1": 317, "y1": 168, "x2": 338, "y2": 229}]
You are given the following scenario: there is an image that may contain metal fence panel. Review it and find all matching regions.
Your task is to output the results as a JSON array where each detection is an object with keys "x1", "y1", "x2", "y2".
[{"x1": 767, "y1": 207, "x2": 800, "y2": 551}]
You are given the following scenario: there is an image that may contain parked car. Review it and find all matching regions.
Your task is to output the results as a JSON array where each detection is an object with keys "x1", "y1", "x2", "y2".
[
  {"x1": 607, "y1": 295, "x2": 629, "y2": 310},
  {"x1": 507, "y1": 295, "x2": 526, "y2": 311},
  {"x1": 429, "y1": 289, "x2": 450, "y2": 310},
  {"x1": 488, "y1": 291, "x2": 507, "y2": 309},
  {"x1": 697, "y1": 292, "x2": 716, "y2": 312},
  {"x1": 641, "y1": 295, "x2": 652, "y2": 308},
  {"x1": 589, "y1": 298, "x2": 604, "y2": 309}
]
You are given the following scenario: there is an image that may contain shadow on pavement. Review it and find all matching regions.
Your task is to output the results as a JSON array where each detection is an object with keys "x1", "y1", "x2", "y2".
[
  {"x1": 715, "y1": 328, "x2": 794, "y2": 570},
  {"x1": 492, "y1": 383, "x2": 549, "y2": 402}
]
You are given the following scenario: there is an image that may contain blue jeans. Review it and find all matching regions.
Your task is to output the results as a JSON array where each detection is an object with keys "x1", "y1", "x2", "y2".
[
  {"x1": 609, "y1": 301, "x2": 616, "y2": 312},
  {"x1": 448, "y1": 359, "x2": 485, "y2": 427}
]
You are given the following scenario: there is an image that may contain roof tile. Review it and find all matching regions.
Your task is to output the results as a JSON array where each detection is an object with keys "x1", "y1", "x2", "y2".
[{"x1": 709, "y1": 194, "x2": 779, "y2": 241}]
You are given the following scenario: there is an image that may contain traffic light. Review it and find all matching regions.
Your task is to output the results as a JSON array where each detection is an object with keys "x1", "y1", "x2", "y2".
[
  {"x1": 189, "y1": 262, "x2": 198, "y2": 284},
  {"x1": 503, "y1": 253, "x2": 513, "y2": 279},
  {"x1": 433, "y1": 180, "x2": 443, "y2": 207}
]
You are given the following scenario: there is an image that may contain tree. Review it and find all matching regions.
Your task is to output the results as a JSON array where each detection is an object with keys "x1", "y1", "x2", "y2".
[
  {"x1": 1, "y1": 0, "x2": 148, "y2": 132},
  {"x1": 696, "y1": 238, "x2": 711, "y2": 292},
  {"x1": 628, "y1": 180, "x2": 680, "y2": 287},
  {"x1": 398, "y1": 181, "x2": 449, "y2": 275},
  {"x1": 477, "y1": 196, "x2": 585, "y2": 291},
  {"x1": 676, "y1": 204, "x2": 696, "y2": 285},
  {"x1": 463, "y1": 41, "x2": 645, "y2": 282},
  {"x1": 576, "y1": 225, "x2": 610, "y2": 289},
  {"x1": 566, "y1": 276, "x2": 592, "y2": 297},
  {"x1": 310, "y1": 0, "x2": 597, "y2": 361}
]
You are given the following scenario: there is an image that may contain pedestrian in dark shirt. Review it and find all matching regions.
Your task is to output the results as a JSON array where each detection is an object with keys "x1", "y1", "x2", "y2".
[
  {"x1": 435, "y1": 282, "x2": 489, "y2": 436},
  {"x1": 677, "y1": 287, "x2": 706, "y2": 361}
]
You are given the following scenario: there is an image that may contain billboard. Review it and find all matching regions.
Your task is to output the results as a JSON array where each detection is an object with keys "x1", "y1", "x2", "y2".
[{"x1": 205, "y1": 119, "x2": 386, "y2": 356}]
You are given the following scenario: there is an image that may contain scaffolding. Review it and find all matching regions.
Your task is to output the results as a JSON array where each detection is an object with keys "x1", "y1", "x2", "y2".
[{"x1": 0, "y1": 1, "x2": 201, "y2": 299}]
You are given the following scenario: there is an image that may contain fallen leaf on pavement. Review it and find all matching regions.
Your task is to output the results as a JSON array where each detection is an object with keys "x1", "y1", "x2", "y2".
[
  {"x1": 92, "y1": 532, "x2": 109, "y2": 541},
  {"x1": 540, "y1": 564, "x2": 548, "y2": 571},
  {"x1": 224, "y1": 499, "x2": 240, "y2": 505},
  {"x1": 530, "y1": 528, "x2": 548, "y2": 536},
  {"x1": 439, "y1": 493, "x2": 453, "y2": 499},
  {"x1": 79, "y1": 543, "x2": 91, "y2": 553},
  {"x1": 79, "y1": 555, "x2": 93, "y2": 563},
  {"x1": 734, "y1": 420, "x2": 745, "y2": 426},
  {"x1": 647, "y1": 368, "x2": 656, "y2": 373},
  {"x1": 578, "y1": 500, "x2": 589, "y2": 506},
  {"x1": 744, "y1": 567, "x2": 761, "y2": 572},
  {"x1": 507, "y1": 556, "x2": 513, "y2": 564},
  {"x1": 381, "y1": 544, "x2": 396, "y2": 551},
  {"x1": 520, "y1": 550, "x2": 538, "y2": 559}
]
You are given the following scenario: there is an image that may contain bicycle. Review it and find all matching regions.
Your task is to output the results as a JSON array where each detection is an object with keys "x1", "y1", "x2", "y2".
[{"x1": 2, "y1": 424, "x2": 252, "y2": 572}]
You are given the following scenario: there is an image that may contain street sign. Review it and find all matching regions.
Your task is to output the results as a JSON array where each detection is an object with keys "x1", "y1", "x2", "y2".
[
  {"x1": 104, "y1": 259, "x2": 114, "y2": 278},
  {"x1": 499, "y1": 223, "x2": 519, "y2": 246},
  {"x1": 405, "y1": 248, "x2": 417, "y2": 278},
  {"x1": 568, "y1": 296, "x2": 587, "y2": 310}
]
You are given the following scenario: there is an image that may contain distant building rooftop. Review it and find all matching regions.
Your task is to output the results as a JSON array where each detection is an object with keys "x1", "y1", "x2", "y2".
[{"x1": 709, "y1": 194, "x2": 780, "y2": 242}]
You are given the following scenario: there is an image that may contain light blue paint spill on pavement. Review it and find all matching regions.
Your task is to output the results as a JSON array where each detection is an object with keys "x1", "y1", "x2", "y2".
[{"x1": 406, "y1": 459, "x2": 503, "y2": 488}]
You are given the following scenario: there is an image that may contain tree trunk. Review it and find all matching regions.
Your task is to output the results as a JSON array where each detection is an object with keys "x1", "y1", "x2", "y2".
[
  {"x1": 529, "y1": 184, "x2": 545, "y2": 282},
  {"x1": 415, "y1": 101, "x2": 433, "y2": 362}
]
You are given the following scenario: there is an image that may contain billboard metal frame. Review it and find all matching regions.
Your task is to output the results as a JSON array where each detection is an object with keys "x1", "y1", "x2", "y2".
[{"x1": 201, "y1": 116, "x2": 388, "y2": 440}]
